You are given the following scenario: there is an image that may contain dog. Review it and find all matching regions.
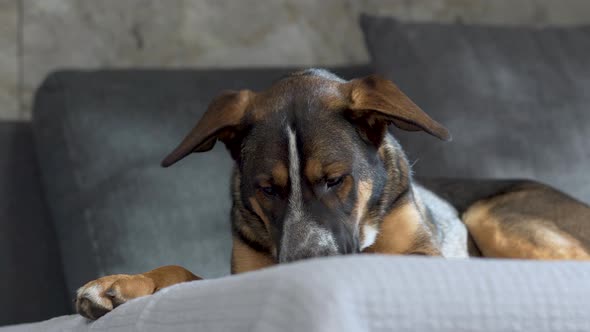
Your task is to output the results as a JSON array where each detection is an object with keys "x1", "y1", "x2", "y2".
[{"x1": 76, "y1": 69, "x2": 590, "y2": 320}]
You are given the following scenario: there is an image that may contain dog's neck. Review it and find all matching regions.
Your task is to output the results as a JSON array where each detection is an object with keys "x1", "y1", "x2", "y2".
[{"x1": 363, "y1": 135, "x2": 442, "y2": 256}]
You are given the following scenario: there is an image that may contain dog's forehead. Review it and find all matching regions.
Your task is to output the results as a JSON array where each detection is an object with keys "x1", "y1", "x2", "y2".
[
  {"x1": 250, "y1": 74, "x2": 346, "y2": 119},
  {"x1": 241, "y1": 71, "x2": 358, "y2": 175},
  {"x1": 242, "y1": 112, "x2": 357, "y2": 178}
]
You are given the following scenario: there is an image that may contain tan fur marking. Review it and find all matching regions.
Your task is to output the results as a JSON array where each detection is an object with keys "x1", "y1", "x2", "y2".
[
  {"x1": 464, "y1": 201, "x2": 590, "y2": 260},
  {"x1": 272, "y1": 162, "x2": 288, "y2": 187},
  {"x1": 365, "y1": 201, "x2": 426, "y2": 255},
  {"x1": 141, "y1": 265, "x2": 201, "y2": 289},
  {"x1": 355, "y1": 180, "x2": 375, "y2": 246},
  {"x1": 305, "y1": 159, "x2": 323, "y2": 183},
  {"x1": 231, "y1": 236, "x2": 276, "y2": 274},
  {"x1": 355, "y1": 180, "x2": 373, "y2": 224},
  {"x1": 305, "y1": 160, "x2": 350, "y2": 185},
  {"x1": 249, "y1": 197, "x2": 270, "y2": 231},
  {"x1": 324, "y1": 162, "x2": 349, "y2": 177},
  {"x1": 108, "y1": 274, "x2": 155, "y2": 301},
  {"x1": 234, "y1": 214, "x2": 265, "y2": 245},
  {"x1": 336, "y1": 176, "x2": 353, "y2": 202}
]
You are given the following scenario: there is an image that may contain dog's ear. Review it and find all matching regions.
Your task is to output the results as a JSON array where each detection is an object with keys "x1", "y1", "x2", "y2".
[
  {"x1": 161, "y1": 90, "x2": 254, "y2": 167},
  {"x1": 342, "y1": 75, "x2": 451, "y2": 145}
]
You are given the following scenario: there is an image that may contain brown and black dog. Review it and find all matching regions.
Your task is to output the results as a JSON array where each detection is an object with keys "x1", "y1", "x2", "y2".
[{"x1": 76, "y1": 69, "x2": 590, "y2": 320}]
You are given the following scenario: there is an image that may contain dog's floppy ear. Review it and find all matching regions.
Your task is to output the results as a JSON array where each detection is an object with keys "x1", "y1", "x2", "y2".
[
  {"x1": 161, "y1": 89, "x2": 254, "y2": 167},
  {"x1": 342, "y1": 75, "x2": 451, "y2": 144}
]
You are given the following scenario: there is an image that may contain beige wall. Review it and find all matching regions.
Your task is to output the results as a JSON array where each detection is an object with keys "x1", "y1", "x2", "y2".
[{"x1": 1, "y1": 0, "x2": 590, "y2": 120}]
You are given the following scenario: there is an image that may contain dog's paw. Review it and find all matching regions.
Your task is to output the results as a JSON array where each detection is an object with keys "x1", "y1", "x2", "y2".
[{"x1": 75, "y1": 274, "x2": 156, "y2": 320}]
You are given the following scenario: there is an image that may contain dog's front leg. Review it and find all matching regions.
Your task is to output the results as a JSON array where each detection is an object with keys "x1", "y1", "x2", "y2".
[{"x1": 75, "y1": 265, "x2": 201, "y2": 320}]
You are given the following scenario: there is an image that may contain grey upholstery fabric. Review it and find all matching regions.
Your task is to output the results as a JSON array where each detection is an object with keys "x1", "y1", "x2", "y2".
[
  {"x1": 4, "y1": 255, "x2": 590, "y2": 332},
  {"x1": 0, "y1": 123, "x2": 68, "y2": 325},
  {"x1": 32, "y1": 67, "x2": 371, "y2": 299},
  {"x1": 360, "y1": 16, "x2": 590, "y2": 204}
]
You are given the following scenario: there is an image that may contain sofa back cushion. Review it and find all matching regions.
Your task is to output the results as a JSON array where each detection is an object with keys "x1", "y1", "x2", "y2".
[
  {"x1": 33, "y1": 67, "x2": 370, "y2": 298},
  {"x1": 361, "y1": 15, "x2": 590, "y2": 204}
]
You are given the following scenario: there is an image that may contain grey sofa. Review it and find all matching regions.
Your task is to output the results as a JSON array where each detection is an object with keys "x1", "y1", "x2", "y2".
[
  {"x1": 2, "y1": 17, "x2": 590, "y2": 331},
  {"x1": 0, "y1": 67, "x2": 369, "y2": 327}
]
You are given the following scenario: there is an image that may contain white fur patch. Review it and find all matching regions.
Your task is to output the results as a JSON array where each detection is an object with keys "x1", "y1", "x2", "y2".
[
  {"x1": 415, "y1": 184, "x2": 469, "y2": 258},
  {"x1": 312, "y1": 225, "x2": 338, "y2": 250},
  {"x1": 77, "y1": 283, "x2": 112, "y2": 309},
  {"x1": 286, "y1": 126, "x2": 303, "y2": 220},
  {"x1": 279, "y1": 125, "x2": 338, "y2": 261},
  {"x1": 361, "y1": 224, "x2": 378, "y2": 250}
]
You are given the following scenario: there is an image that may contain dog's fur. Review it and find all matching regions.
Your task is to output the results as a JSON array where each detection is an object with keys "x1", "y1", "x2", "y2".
[{"x1": 76, "y1": 69, "x2": 590, "y2": 320}]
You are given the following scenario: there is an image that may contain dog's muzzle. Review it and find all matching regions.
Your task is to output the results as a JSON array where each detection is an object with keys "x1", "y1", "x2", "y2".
[{"x1": 278, "y1": 215, "x2": 359, "y2": 263}]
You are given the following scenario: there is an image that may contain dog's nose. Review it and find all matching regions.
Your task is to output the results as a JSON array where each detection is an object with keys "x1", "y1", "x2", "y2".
[
  {"x1": 279, "y1": 245, "x2": 339, "y2": 263},
  {"x1": 278, "y1": 227, "x2": 361, "y2": 263},
  {"x1": 278, "y1": 222, "x2": 341, "y2": 263}
]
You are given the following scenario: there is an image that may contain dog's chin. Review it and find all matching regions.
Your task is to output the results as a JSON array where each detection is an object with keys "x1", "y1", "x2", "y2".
[{"x1": 277, "y1": 239, "x2": 361, "y2": 263}]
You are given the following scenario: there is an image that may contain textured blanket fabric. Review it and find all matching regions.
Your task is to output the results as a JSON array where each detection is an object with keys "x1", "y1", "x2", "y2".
[{"x1": 4, "y1": 256, "x2": 589, "y2": 332}]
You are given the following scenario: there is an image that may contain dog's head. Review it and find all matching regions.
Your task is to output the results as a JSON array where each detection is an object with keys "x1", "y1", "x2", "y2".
[{"x1": 162, "y1": 69, "x2": 450, "y2": 263}]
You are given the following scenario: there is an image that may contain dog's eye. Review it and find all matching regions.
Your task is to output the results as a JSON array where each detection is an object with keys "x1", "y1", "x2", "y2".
[
  {"x1": 260, "y1": 186, "x2": 277, "y2": 197},
  {"x1": 326, "y1": 176, "x2": 345, "y2": 189}
]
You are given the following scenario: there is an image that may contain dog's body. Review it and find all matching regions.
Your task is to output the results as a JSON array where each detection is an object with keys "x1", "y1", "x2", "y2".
[{"x1": 76, "y1": 69, "x2": 590, "y2": 320}]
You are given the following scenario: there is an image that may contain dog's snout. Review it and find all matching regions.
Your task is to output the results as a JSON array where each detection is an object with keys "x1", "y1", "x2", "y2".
[
  {"x1": 279, "y1": 220, "x2": 340, "y2": 263},
  {"x1": 278, "y1": 217, "x2": 360, "y2": 263}
]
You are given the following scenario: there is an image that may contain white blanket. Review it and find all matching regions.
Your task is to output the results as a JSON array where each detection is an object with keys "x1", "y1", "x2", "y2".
[{"x1": 3, "y1": 255, "x2": 589, "y2": 332}]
